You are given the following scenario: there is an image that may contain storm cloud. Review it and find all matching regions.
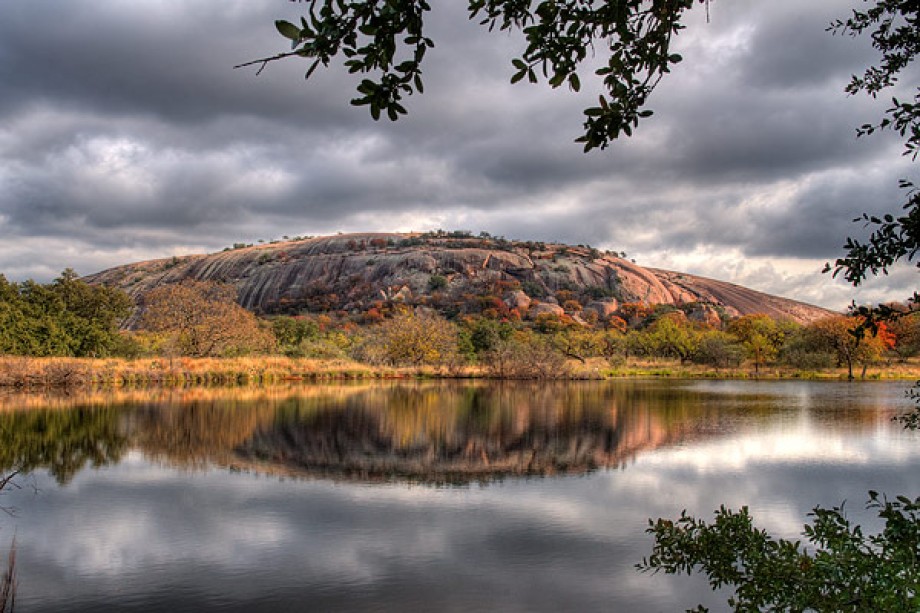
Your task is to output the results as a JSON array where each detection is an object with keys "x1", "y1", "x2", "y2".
[{"x1": 0, "y1": 0, "x2": 915, "y2": 308}]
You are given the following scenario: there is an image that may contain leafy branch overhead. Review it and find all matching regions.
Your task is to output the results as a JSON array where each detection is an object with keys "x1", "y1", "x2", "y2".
[
  {"x1": 826, "y1": 2, "x2": 920, "y2": 310},
  {"x1": 639, "y1": 492, "x2": 920, "y2": 611},
  {"x1": 237, "y1": 0, "x2": 708, "y2": 151}
]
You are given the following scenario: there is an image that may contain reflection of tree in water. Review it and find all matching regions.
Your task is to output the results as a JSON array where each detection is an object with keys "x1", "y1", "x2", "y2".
[
  {"x1": 127, "y1": 396, "x2": 278, "y2": 468},
  {"x1": 0, "y1": 408, "x2": 127, "y2": 485},
  {"x1": 0, "y1": 382, "x2": 896, "y2": 486},
  {"x1": 0, "y1": 472, "x2": 16, "y2": 613}
]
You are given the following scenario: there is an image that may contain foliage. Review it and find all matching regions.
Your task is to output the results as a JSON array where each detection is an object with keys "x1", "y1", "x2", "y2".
[
  {"x1": 428, "y1": 274, "x2": 448, "y2": 291},
  {"x1": 271, "y1": 315, "x2": 322, "y2": 356},
  {"x1": 806, "y1": 315, "x2": 887, "y2": 379},
  {"x1": 639, "y1": 492, "x2": 920, "y2": 612},
  {"x1": 643, "y1": 312, "x2": 699, "y2": 363},
  {"x1": 481, "y1": 330, "x2": 569, "y2": 378},
  {"x1": 888, "y1": 311, "x2": 920, "y2": 359},
  {"x1": 0, "y1": 407, "x2": 126, "y2": 485},
  {"x1": 827, "y1": 2, "x2": 920, "y2": 316},
  {"x1": 642, "y1": 7, "x2": 920, "y2": 608},
  {"x1": 140, "y1": 280, "x2": 276, "y2": 357},
  {"x1": 356, "y1": 309, "x2": 461, "y2": 367},
  {"x1": 778, "y1": 331, "x2": 837, "y2": 370},
  {"x1": 691, "y1": 331, "x2": 744, "y2": 368},
  {"x1": 0, "y1": 270, "x2": 132, "y2": 358},
  {"x1": 245, "y1": 0, "x2": 709, "y2": 151},
  {"x1": 727, "y1": 314, "x2": 792, "y2": 374}
]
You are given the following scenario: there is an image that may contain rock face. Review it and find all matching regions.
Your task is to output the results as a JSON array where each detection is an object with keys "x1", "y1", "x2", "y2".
[{"x1": 86, "y1": 232, "x2": 833, "y2": 325}]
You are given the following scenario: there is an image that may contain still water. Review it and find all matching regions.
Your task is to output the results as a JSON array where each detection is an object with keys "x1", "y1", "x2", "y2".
[{"x1": 1, "y1": 379, "x2": 918, "y2": 611}]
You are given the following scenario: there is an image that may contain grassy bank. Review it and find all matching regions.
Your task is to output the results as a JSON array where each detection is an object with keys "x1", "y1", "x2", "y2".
[
  {"x1": 2, "y1": 356, "x2": 919, "y2": 390},
  {"x1": 0, "y1": 356, "x2": 406, "y2": 389}
]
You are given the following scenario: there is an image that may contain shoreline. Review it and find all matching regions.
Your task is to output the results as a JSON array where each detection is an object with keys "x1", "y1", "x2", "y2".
[{"x1": 1, "y1": 356, "x2": 918, "y2": 390}]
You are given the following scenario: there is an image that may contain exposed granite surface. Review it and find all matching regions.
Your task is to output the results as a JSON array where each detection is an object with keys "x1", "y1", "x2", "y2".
[{"x1": 86, "y1": 232, "x2": 833, "y2": 325}]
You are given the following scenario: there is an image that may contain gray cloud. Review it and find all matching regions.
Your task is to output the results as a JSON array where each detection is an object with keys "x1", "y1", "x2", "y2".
[{"x1": 0, "y1": 0, "x2": 915, "y2": 309}]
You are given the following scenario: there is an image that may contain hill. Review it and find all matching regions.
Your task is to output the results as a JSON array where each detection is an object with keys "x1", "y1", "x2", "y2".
[{"x1": 86, "y1": 232, "x2": 832, "y2": 326}]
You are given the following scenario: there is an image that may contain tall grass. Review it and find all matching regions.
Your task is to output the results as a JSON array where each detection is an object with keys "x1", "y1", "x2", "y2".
[
  {"x1": 0, "y1": 538, "x2": 14, "y2": 613},
  {"x1": 0, "y1": 356, "x2": 400, "y2": 389},
  {"x1": 1, "y1": 355, "x2": 919, "y2": 389}
]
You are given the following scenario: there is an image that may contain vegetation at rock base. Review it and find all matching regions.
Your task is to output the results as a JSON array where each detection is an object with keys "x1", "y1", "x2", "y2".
[
  {"x1": 1, "y1": 284, "x2": 918, "y2": 388},
  {"x1": 139, "y1": 280, "x2": 275, "y2": 358},
  {"x1": 0, "y1": 269, "x2": 131, "y2": 358}
]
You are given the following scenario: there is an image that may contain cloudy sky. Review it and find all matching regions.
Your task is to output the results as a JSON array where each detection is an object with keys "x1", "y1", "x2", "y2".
[{"x1": 0, "y1": 0, "x2": 916, "y2": 309}]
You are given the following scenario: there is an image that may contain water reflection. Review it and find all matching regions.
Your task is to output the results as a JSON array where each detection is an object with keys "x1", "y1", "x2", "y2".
[
  {"x1": 0, "y1": 380, "x2": 909, "y2": 486},
  {"x1": 1, "y1": 380, "x2": 918, "y2": 612}
]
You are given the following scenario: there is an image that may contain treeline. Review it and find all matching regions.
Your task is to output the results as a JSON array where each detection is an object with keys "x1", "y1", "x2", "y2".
[
  {"x1": 267, "y1": 306, "x2": 919, "y2": 379},
  {"x1": 2, "y1": 275, "x2": 919, "y2": 378},
  {"x1": 0, "y1": 270, "x2": 132, "y2": 357}
]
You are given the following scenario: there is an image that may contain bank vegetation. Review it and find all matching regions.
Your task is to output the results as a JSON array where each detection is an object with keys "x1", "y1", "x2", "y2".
[{"x1": 1, "y1": 273, "x2": 919, "y2": 388}]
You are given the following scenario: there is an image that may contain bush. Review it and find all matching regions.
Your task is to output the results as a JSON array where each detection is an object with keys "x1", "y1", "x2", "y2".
[
  {"x1": 692, "y1": 332, "x2": 744, "y2": 368},
  {"x1": 428, "y1": 274, "x2": 448, "y2": 291},
  {"x1": 482, "y1": 333, "x2": 569, "y2": 378},
  {"x1": 780, "y1": 348, "x2": 836, "y2": 370}
]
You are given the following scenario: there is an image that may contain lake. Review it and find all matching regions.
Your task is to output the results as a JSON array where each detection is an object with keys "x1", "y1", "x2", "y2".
[{"x1": 1, "y1": 379, "x2": 918, "y2": 611}]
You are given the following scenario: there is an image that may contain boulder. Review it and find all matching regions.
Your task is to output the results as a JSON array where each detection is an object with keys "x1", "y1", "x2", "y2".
[
  {"x1": 685, "y1": 304, "x2": 723, "y2": 327},
  {"x1": 528, "y1": 302, "x2": 565, "y2": 319},
  {"x1": 504, "y1": 290, "x2": 532, "y2": 311},
  {"x1": 584, "y1": 299, "x2": 619, "y2": 319}
]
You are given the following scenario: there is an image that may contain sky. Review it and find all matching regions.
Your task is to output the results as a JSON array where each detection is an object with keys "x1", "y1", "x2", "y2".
[{"x1": 0, "y1": 0, "x2": 916, "y2": 310}]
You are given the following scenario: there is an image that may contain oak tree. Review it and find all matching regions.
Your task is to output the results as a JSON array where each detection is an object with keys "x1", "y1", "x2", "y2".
[
  {"x1": 140, "y1": 280, "x2": 275, "y2": 357},
  {"x1": 241, "y1": 0, "x2": 710, "y2": 151}
]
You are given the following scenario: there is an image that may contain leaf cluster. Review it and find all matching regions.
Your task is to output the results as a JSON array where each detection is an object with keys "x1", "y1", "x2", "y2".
[
  {"x1": 639, "y1": 494, "x2": 920, "y2": 612},
  {"x1": 274, "y1": 0, "x2": 434, "y2": 121},
  {"x1": 0, "y1": 270, "x2": 132, "y2": 358},
  {"x1": 827, "y1": 2, "x2": 920, "y2": 320},
  {"x1": 250, "y1": 0, "x2": 709, "y2": 151}
]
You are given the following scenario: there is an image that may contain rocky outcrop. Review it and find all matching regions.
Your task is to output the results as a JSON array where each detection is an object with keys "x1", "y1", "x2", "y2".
[{"x1": 86, "y1": 232, "x2": 833, "y2": 325}]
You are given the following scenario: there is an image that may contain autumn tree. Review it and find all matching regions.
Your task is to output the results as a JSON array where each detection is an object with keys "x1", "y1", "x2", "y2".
[
  {"x1": 806, "y1": 315, "x2": 888, "y2": 379},
  {"x1": 482, "y1": 330, "x2": 568, "y2": 379},
  {"x1": 644, "y1": 312, "x2": 700, "y2": 364},
  {"x1": 726, "y1": 314, "x2": 793, "y2": 375},
  {"x1": 888, "y1": 311, "x2": 920, "y2": 359},
  {"x1": 140, "y1": 280, "x2": 275, "y2": 357},
  {"x1": 358, "y1": 309, "x2": 460, "y2": 368}
]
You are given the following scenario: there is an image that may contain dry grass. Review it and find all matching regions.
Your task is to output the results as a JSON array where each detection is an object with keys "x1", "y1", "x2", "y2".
[
  {"x1": 598, "y1": 357, "x2": 920, "y2": 380},
  {"x1": 1, "y1": 355, "x2": 918, "y2": 390},
  {"x1": 0, "y1": 538, "x2": 14, "y2": 613},
  {"x1": 0, "y1": 355, "x2": 478, "y2": 389}
]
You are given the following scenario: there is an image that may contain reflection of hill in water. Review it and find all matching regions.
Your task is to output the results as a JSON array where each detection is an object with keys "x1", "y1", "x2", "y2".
[
  {"x1": 233, "y1": 384, "x2": 704, "y2": 483},
  {"x1": 0, "y1": 382, "x2": 896, "y2": 485}
]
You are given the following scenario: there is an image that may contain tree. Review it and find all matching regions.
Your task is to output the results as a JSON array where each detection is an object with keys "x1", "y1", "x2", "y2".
[
  {"x1": 806, "y1": 315, "x2": 886, "y2": 379},
  {"x1": 0, "y1": 271, "x2": 132, "y2": 357},
  {"x1": 827, "y1": 2, "x2": 920, "y2": 319},
  {"x1": 638, "y1": 493, "x2": 920, "y2": 612},
  {"x1": 359, "y1": 309, "x2": 460, "y2": 367},
  {"x1": 644, "y1": 312, "x2": 699, "y2": 363},
  {"x1": 481, "y1": 330, "x2": 569, "y2": 378},
  {"x1": 139, "y1": 280, "x2": 275, "y2": 357},
  {"x1": 691, "y1": 330, "x2": 744, "y2": 368},
  {"x1": 727, "y1": 314, "x2": 790, "y2": 375},
  {"x1": 241, "y1": 0, "x2": 709, "y2": 151},
  {"x1": 633, "y1": 3, "x2": 920, "y2": 609},
  {"x1": 889, "y1": 311, "x2": 920, "y2": 359}
]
